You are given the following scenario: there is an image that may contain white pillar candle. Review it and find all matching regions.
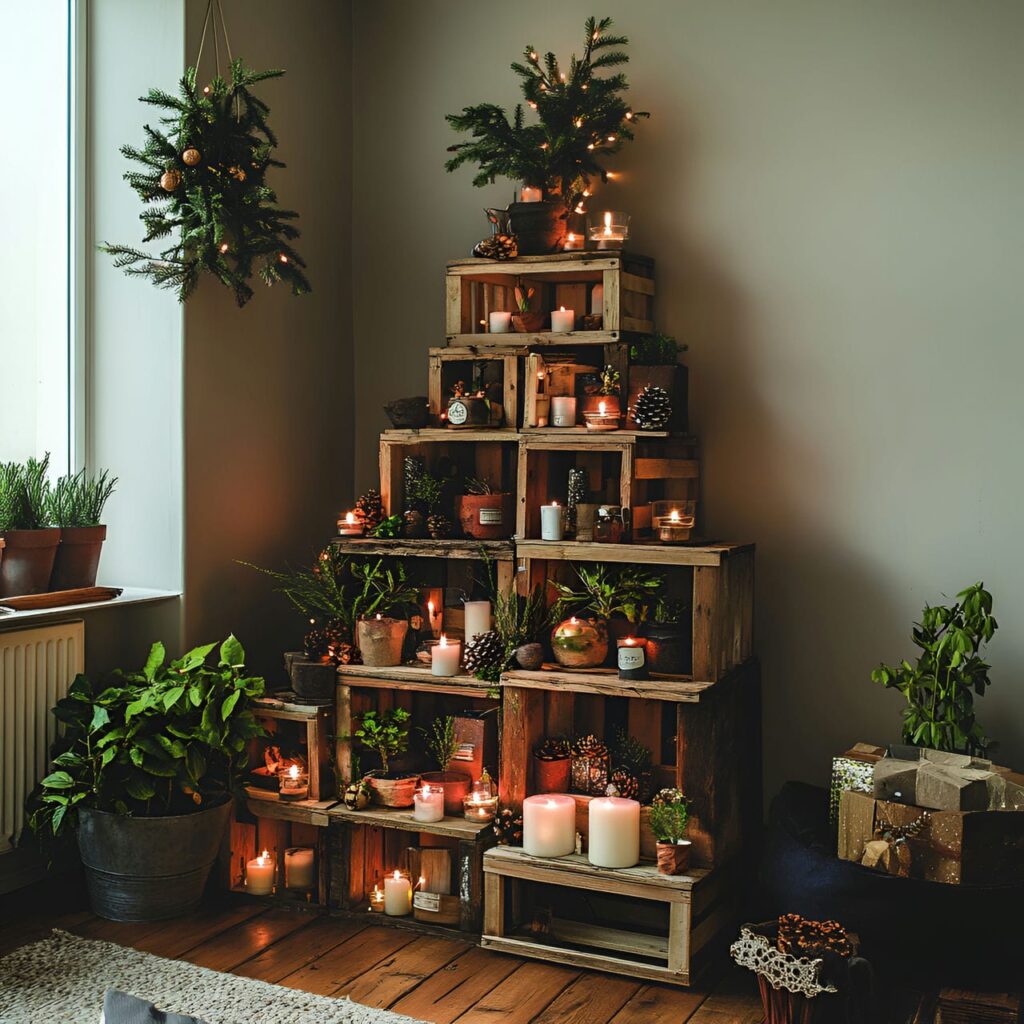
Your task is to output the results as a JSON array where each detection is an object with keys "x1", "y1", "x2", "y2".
[
  {"x1": 540, "y1": 502, "x2": 564, "y2": 541},
  {"x1": 245, "y1": 850, "x2": 275, "y2": 895},
  {"x1": 520, "y1": 185, "x2": 543, "y2": 202},
  {"x1": 488, "y1": 311, "x2": 512, "y2": 333},
  {"x1": 550, "y1": 396, "x2": 577, "y2": 427},
  {"x1": 284, "y1": 847, "x2": 315, "y2": 890},
  {"x1": 463, "y1": 600, "x2": 492, "y2": 645},
  {"x1": 523, "y1": 794, "x2": 577, "y2": 858},
  {"x1": 590, "y1": 283, "x2": 604, "y2": 316},
  {"x1": 550, "y1": 306, "x2": 575, "y2": 333},
  {"x1": 413, "y1": 783, "x2": 445, "y2": 822},
  {"x1": 431, "y1": 634, "x2": 461, "y2": 676},
  {"x1": 588, "y1": 797, "x2": 640, "y2": 868},
  {"x1": 384, "y1": 870, "x2": 412, "y2": 915}
]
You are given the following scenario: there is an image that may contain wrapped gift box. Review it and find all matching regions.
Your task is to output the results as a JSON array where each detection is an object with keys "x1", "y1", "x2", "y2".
[
  {"x1": 829, "y1": 743, "x2": 885, "y2": 823},
  {"x1": 838, "y1": 789, "x2": 1024, "y2": 885}
]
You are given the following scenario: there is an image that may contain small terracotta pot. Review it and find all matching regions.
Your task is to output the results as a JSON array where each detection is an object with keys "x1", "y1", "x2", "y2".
[
  {"x1": 534, "y1": 757, "x2": 571, "y2": 793},
  {"x1": 420, "y1": 770, "x2": 472, "y2": 815},
  {"x1": 508, "y1": 200, "x2": 568, "y2": 256},
  {"x1": 512, "y1": 311, "x2": 547, "y2": 333},
  {"x1": 356, "y1": 617, "x2": 408, "y2": 667},
  {"x1": 455, "y1": 493, "x2": 514, "y2": 540},
  {"x1": 656, "y1": 839, "x2": 692, "y2": 875},
  {"x1": 0, "y1": 528, "x2": 61, "y2": 598},
  {"x1": 515, "y1": 642, "x2": 544, "y2": 670},
  {"x1": 366, "y1": 773, "x2": 419, "y2": 808},
  {"x1": 49, "y1": 524, "x2": 107, "y2": 591}
]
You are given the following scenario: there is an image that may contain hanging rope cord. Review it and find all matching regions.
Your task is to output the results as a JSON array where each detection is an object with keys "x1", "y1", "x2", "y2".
[{"x1": 194, "y1": 0, "x2": 239, "y2": 116}]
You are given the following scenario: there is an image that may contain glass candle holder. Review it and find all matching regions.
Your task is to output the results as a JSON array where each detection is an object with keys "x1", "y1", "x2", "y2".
[
  {"x1": 464, "y1": 774, "x2": 499, "y2": 823},
  {"x1": 279, "y1": 763, "x2": 309, "y2": 801},
  {"x1": 652, "y1": 500, "x2": 697, "y2": 544},
  {"x1": 588, "y1": 211, "x2": 630, "y2": 249},
  {"x1": 369, "y1": 883, "x2": 385, "y2": 912},
  {"x1": 337, "y1": 511, "x2": 364, "y2": 536}
]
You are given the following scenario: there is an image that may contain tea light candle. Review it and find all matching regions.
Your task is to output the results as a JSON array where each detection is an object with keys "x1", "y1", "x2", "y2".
[
  {"x1": 550, "y1": 396, "x2": 577, "y2": 427},
  {"x1": 563, "y1": 231, "x2": 583, "y2": 251},
  {"x1": 488, "y1": 311, "x2": 512, "y2": 334},
  {"x1": 284, "y1": 846, "x2": 315, "y2": 890},
  {"x1": 584, "y1": 399, "x2": 620, "y2": 431},
  {"x1": 369, "y1": 884, "x2": 385, "y2": 912},
  {"x1": 338, "y1": 511, "x2": 364, "y2": 536},
  {"x1": 279, "y1": 763, "x2": 309, "y2": 801},
  {"x1": 550, "y1": 306, "x2": 575, "y2": 333},
  {"x1": 520, "y1": 185, "x2": 543, "y2": 203},
  {"x1": 246, "y1": 850, "x2": 275, "y2": 895},
  {"x1": 427, "y1": 599, "x2": 443, "y2": 638},
  {"x1": 540, "y1": 502, "x2": 564, "y2": 541},
  {"x1": 463, "y1": 600, "x2": 492, "y2": 645},
  {"x1": 657, "y1": 508, "x2": 694, "y2": 544},
  {"x1": 431, "y1": 634, "x2": 461, "y2": 676},
  {"x1": 588, "y1": 796, "x2": 640, "y2": 868},
  {"x1": 523, "y1": 794, "x2": 577, "y2": 858},
  {"x1": 590, "y1": 211, "x2": 630, "y2": 249},
  {"x1": 383, "y1": 869, "x2": 412, "y2": 915},
  {"x1": 617, "y1": 636, "x2": 649, "y2": 680},
  {"x1": 413, "y1": 783, "x2": 445, "y2": 822}
]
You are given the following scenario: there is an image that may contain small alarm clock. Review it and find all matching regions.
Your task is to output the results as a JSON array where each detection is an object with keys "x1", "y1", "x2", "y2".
[{"x1": 446, "y1": 397, "x2": 470, "y2": 426}]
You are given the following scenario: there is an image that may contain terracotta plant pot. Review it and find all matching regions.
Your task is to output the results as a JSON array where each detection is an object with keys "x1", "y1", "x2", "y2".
[
  {"x1": 656, "y1": 839, "x2": 692, "y2": 875},
  {"x1": 420, "y1": 770, "x2": 472, "y2": 815},
  {"x1": 455, "y1": 493, "x2": 514, "y2": 540},
  {"x1": 49, "y1": 525, "x2": 107, "y2": 591},
  {"x1": 366, "y1": 773, "x2": 419, "y2": 808},
  {"x1": 356, "y1": 617, "x2": 408, "y2": 667},
  {"x1": 642, "y1": 622, "x2": 689, "y2": 675},
  {"x1": 534, "y1": 757, "x2": 571, "y2": 793},
  {"x1": 0, "y1": 528, "x2": 61, "y2": 598},
  {"x1": 515, "y1": 642, "x2": 544, "y2": 670},
  {"x1": 507, "y1": 200, "x2": 568, "y2": 256},
  {"x1": 512, "y1": 311, "x2": 547, "y2": 333},
  {"x1": 551, "y1": 617, "x2": 608, "y2": 669}
]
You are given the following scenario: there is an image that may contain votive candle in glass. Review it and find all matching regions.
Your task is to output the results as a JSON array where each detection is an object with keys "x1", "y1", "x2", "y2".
[
  {"x1": 563, "y1": 231, "x2": 583, "y2": 251},
  {"x1": 413, "y1": 783, "x2": 445, "y2": 822},
  {"x1": 369, "y1": 883, "x2": 385, "y2": 912},
  {"x1": 383, "y1": 869, "x2": 412, "y2": 916},
  {"x1": 588, "y1": 211, "x2": 630, "y2": 249},
  {"x1": 520, "y1": 185, "x2": 543, "y2": 203},
  {"x1": 616, "y1": 636, "x2": 649, "y2": 680},
  {"x1": 284, "y1": 846, "x2": 315, "y2": 890},
  {"x1": 338, "y1": 511, "x2": 364, "y2": 536},
  {"x1": 523, "y1": 794, "x2": 577, "y2": 858},
  {"x1": 279, "y1": 763, "x2": 309, "y2": 801}
]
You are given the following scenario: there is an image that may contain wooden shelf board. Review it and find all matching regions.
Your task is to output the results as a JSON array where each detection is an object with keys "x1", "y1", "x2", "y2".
[
  {"x1": 331, "y1": 537, "x2": 515, "y2": 560},
  {"x1": 381, "y1": 428, "x2": 519, "y2": 442},
  {"x1": 251, "y1": 700, "x2": 331, "y2": 722},
  {"x1": 228, "y1": 885, "x2": 324, "y2": 909},
  {"x1": 327, "y1": 802, "x2": 492, "y2": 840},
  {"x1": 514, "y1": 540, "x2": 754, "y2": 567},
  {"x1": 499, "y1": 666, "x2": 712, "y2": 703},
  {"x1": 245, "y1": 797, "x2": 337, "y2": 827},
  {"x1": 446, "y1": 330, "x2": 627, "y2": 348},
  {"x1": 336, "y1": 662, "x2": 497, "y2": 698},
  {"x1": 448, "y1": 251, "x2": 652, "y2": 270},
  {"x1": 519, "y1": 427, "x2": 670, "y2": 440},
  {"x1": 430, "y1": 345, "x2": 530, "y2": 357},
  {"x1": 517, "y1": 916, "x2": 669, "y2": 961}
]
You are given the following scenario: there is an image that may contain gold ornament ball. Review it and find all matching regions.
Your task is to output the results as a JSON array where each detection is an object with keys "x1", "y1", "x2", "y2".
[
  {"x1": 160, "y1": 169, "x2": 182, "y2": 192},
  {"x1": 182, "y1": 147, "x2": 201, "y2": 166}
]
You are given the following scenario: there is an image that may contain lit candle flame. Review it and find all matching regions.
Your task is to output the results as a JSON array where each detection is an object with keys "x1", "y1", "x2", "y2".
[
  {"x1": 625, "y1": 637, "x2": 636, "y2": 646},
  {"x1": 428, "y1": 599, "x2": 435, "y2": 614},
  {"x1": 570, "y1": 616, "x2": 578, "y2": 625},
  {"x1": 345, "y1": 511, "x2": 355, "y2": 525},
  {"x1": 288, "y1": 763, "x2": 299, "y2": 780},
  {"x1": 598, "y1": 400, "x2": 607, "y2": 415},
  {"x1": 567, "y1": 232, "x2": 576, "y2": 242},
  {"x1": 603, "y1": 211, "x2": 612, "y2": 237},
  {"x1": 439, "y1": 634, "x2": 448, "y2": 648},
  {"x1": 559, "y1": 305, "x2": 566, "y2": 312},
  {"x1": 257, "y1": 849, "x2": 269, "y2": 866},
  {"x1": 376, "y1": 613, "x2": 382, "y2": 620},
  {"x1": 670, "y1": 509, "x2": 680, "y2": 522},
  {"x1": 392, "y1": 869, "x2": 402, "y2": 881},
  {"x1": 417, "y1": 875, "x2": 426, "y2": 889}
]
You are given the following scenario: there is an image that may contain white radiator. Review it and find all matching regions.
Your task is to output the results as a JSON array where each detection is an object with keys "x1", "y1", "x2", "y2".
[{"x1": 0, "y1": 621, "x2": 85, "y2": 852}]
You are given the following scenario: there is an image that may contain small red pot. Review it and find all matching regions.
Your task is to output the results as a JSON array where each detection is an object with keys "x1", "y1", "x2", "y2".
[
  {"x1": 534, "y1": 757, "x2": 571, "y2": 793},
  {"x1": 50, "y1": 525, "x2": 107, "y2": 591},
  {"x1": 656, "y1": 839, "x2": 692, "y2": 875},
  {"x1": 0, "y1": 528, "x2": 61, "y2": 597},
  {"x1": 455, "y1": 494, "x2": 514, "y2": 540}
]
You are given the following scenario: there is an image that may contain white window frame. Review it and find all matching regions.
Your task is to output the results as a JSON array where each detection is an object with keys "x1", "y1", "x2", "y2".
[{"x1": 69, "y1": 0, "x2": 87, "y2": 473}]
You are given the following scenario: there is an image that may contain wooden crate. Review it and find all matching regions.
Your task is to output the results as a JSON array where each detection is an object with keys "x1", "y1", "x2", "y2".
[
  {"x1": 516, "y1": 434, "x2": 700, "y2": 540},
  {"x1": 446, "y1": 252, "x2": 655, "y2": 345},
  {"x1": 498, "y1": 658, "x2": 762, "y2": 869},
  {"x1": 522, "y1": 348, "x2": 628, "y2": 429},
  {"x1": 428, "y1": 346, "x2": 526, "y2": 428},
  {"x1": 481, "y1": 847, "x2": 734, "y2": 987},
  {"x1": 245, "y1": 703, "x2": 335, "y2": 803}
]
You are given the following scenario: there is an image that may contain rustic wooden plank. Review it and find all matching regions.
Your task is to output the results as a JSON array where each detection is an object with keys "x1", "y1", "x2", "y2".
[
  {"x1": 379, "y1": 440, "x2": 401, "y2": 518},
  {"x1": 668, "y1": 901, "x2": 691, "y2": 976},
  {"x1": 620, "y1": 271, "x2": 656, "y2": 297},
  {"x1": 621, "y1": 316, "x2": 654, "y2": 334},
  {"x1": 246, "y1": 798, "x2": 334, "y2": 828},
  {"x1": 523, "y1": 427, "x2": 671, "y2": 440},
  {"x1": 343, "y1": 933, "x2": 470, "y2": 1007},
  {"x1": 607, "y1": 983, "x2": 708, "y2": 1024},
  {"x1": 685, "y1": 966, "x2": 763, "y2": 1024},
  {"x1": 545, "y1": 689, "x2": 576, "y2": 738},
  {"x1": 603, "y1": 268, "x2": 620, "y2": 332},
  {"x1": 549, "y1": 918, "x2": 669, "y2": 960},
  {"x1": 232, "y1": 914, "x2": 369, "y2": 982},
  {"x1": 483, "y1": 870, "x2": 504, "y2": 939},
  {"x1": 514, "y1": 540, "x2": 750, "y2": 567},
  {"x1": 533, "y1": 972, "x2": 643, "y2": 1024},
  {"x1": 499, "y1": 686, "x2": 546, "y2": 807},
  {"x1": 388, "y1": 946, "x2": 524, "y2": 1024},
  {"x1": 446, "y1": 271, "x2": 463, "y2": 335},
  {"x1": 429, "y1": 351, "x2": 443, "y2": 422},
  {"x1": 182, "y1": 907, "x2": 318, "y2": 972},
  {"x1": 335, "y1": 683, "x2": 352, "y2": 786},
  {"x1": 499, "y1": 667, "x2": 711, "y2": 704},
  {"x1": 504, "y1": 354, "x2": 520, "y2": 429},
  {"x1": 332, "y1": 538, "x2": 515, "y2": 560},
  {"x1": 381, "y1": 428, "x2": 518, "y2": 442},
  {"x1": 454, "y1": 960, "x2": 582, "y2": 1024},
  {"x1": 448, "y1": 331, "x2": 623, "y2": 348},
  {"x1": 448, "y1": 255, "x2": 623, "y2": 275},
  {"x1": 635, "y1": 458, "x2": 700, "y2": 480},
  {"x1": 326, "y1": 802, "x2": 491, "y2": 841},
  {"x1": 124, "y1": 903, "x2": 268, "y2": 959}
]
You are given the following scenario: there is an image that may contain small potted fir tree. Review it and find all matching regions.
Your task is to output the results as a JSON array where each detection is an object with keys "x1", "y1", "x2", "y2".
[
  {"x1": 354, "y1": 708, "x2": 418, "y2": 807},
  {"x1": 419, "y1": 715, "x2": 472, "y2": 815},
  {"x1": 650, "y1": 788, "x2": 692, "y2": 875}
]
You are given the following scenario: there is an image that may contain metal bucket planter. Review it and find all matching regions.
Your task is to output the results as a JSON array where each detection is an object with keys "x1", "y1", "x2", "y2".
[{"x1": 78, "y1": 799, "x2": 232, "y2": 922}]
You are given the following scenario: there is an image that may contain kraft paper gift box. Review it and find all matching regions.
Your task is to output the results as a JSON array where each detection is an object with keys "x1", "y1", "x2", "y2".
[{"x1": 873, "y1": 746, "x2": 1006, "y2": 812}]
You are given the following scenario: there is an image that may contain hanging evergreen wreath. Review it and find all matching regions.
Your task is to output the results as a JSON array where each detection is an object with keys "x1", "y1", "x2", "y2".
[{"x1": 102, "y1": 56, "x2": 310, "y2": 307}]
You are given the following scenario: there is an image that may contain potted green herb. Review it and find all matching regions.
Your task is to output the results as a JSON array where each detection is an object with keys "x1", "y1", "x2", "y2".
[
  {"x1": 627, "y1": 333, "x2": 687, "y2": 432},
  {"x1": 455, "y1": 477, "x2": 514, "y2": 541},
  {"x1": 353, "y1": 708, "x2": 417, "y2": 807},
  {"x1": 47, "y1": 469, "x2": 118, "y2": 590},
  {"x1": 649, "y1": 787, "x2": 691, "y2": 875},
  {"x1": 351, "y1": 559, "x2": 421, "y2": 666},
  {"x1": 29, "y1": 636, "x2": 264, "y2": 921},
  {"x1": 0, "y1": 456, "x2": 61, "y2": 597},
  {"x1": 641, "y1": 597, "x2": 690, "y2": 675},
  {"x1": 419, "y1": 715, "x2": 472, "y2": 814},
  {"x1": 872, "y1": 582, "x2": 997, "y2": 754}
]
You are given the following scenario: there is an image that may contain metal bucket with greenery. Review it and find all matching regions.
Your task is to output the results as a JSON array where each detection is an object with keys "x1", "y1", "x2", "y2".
[{"x1": 30, "y1": 636, "x2": 265, "y2": 921}]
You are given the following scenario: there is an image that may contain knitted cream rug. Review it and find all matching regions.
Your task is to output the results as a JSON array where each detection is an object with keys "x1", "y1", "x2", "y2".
[{"x1": 0, "y1": 930, "x2": 422, "y2": 1024}]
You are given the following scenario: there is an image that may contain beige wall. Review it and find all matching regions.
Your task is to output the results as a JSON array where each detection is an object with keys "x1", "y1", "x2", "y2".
[
  {"x1": 183, "y1": 0, "x2": 354, "y2": 679},
  {"x1": 352, "y1": 0, "x2": 1024, "y2": 797}
]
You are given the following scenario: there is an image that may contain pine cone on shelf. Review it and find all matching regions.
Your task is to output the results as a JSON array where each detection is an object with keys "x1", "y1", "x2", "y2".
[
  {"x1": 463, "y1": 629, "x2": 506, "y2": 676},
  {"x1": 354, "y1": 488, "x2": 383, "y2": 532},
  {"x1": 473, "y1": 234, "x2": 518, "y2": 260},
  {"x1": 607, "y1": 767, "x2": 640, "y2": 800},
  {"x1": 303, "y1": 627, "x2": 328, "y2": 659},
  {"x1": 427, "y1": 513, "x2": 453, "y2": 539},
  {"x1": 323, "y1": 619, "x2": 352, "y2": 663},
  {"x1": 631, "y1": 384, "x2": 672, "y2": 431}
]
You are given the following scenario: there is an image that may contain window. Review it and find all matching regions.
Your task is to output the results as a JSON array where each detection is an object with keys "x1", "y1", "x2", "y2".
[{"x1": 0, "y1": 1, "x2": 78, "y2": 476}]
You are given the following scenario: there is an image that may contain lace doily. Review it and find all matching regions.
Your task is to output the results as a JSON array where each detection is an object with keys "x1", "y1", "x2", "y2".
[{"x1": 729, "y1": 924, "x2": 837, "y2": 998}]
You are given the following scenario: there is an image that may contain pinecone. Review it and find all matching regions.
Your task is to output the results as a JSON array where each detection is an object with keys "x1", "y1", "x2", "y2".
[
  {"x1": 323, "y1": 619, "x2": 351, "y2": 663},
  {"x1": 403, "y1": 509, "x2": 427, "y2": 538},
  {"x1": 631, "y1": 384, "x2": 672, "y2": 431},
  {"x1": 304, "y1": 627, "x2": 328, "y2": 659},
  {"x1": 492, "y1": 807, "x2": 524, "y2": 846},
  {"x1": 572, "y1": 734, "x2": 609, "y2": 761},
  {"x1": 427, "y1": 513, "x2": 453, "y2": 539},
  {"x1": 473, "y1": 234, "x2": 518, "y2": 260},
  {"x1": 463, "y1": 629, "x2": 505, "y2": 675},
  {"x1": 354, "y1": 488, "x2": 383, "y2": 532},
  {"x1": 607, "y1": 767, "x2": 640, "y2": 800}
]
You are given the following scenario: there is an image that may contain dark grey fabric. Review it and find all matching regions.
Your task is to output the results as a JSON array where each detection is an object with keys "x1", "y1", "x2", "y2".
[{"x1": 102, "y1": 989, "x2": 208, "y2": 1024}]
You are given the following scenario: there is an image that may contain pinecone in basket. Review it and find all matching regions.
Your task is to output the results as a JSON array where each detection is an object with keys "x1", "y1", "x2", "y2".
[
  {"x1": 427, "y1": 512, "x2": 453, "y2": 539},
  {"x1": 463, "y1": 629, "x2": 506, "y2": 676},
  {"x1": 303, "y1": 627, "x2": 329, "y2": 659},
  {"x1": 607, "y1": 767, "x2": 640, "y2": 800},
  {"x1": 473, "y1": 234, "x2": 518, "y2": 260},
  {"x1": 631, "y1": 384, "x2": 672, "y2": 431},
  {"x1": 354, "y1": 488, "x2": 383, "y2": 532}
]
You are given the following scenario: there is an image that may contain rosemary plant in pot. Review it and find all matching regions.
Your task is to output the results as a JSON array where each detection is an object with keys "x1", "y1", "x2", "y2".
[
  {"x1": 48, "y1": 469, "x2": 118, "y2": 590},
  {"x1": 29, "y1": 636, "x2": 265, "y2": 921},
  {"x1": 419, "y1": 715, "x2": 472, "y2": 814},
  {"x1": 353, "y1": 708, "x2": 417, "y2": 807},
  {"x1": 649, "y1": 788, "x2": 691, "y2": 875},
  {"x1": 0, "y1": 456, "x2": 61, "y2": 597}
]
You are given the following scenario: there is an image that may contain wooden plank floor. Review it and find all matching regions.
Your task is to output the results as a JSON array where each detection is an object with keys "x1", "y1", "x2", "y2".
[{"x1": 0, "y1": 892, "x2": 762, "y2": 1023}]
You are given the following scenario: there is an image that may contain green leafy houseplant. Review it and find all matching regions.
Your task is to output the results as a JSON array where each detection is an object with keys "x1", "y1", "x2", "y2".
[
  {"x1": 354, "y1": 708, "x2": 411, "y2": 777},
  {"x1": 47, "y1": 470, "x2": 118, "y2": 528},
  {"x1": 550, "y1": 564, "x2": 662, "y2": 624},
  {"x1": 629, "y1": 333, "x2": 687, "y2": 366},
  {"x1": 649, "y1": 789, "x2": 690, "y2": 844},
  {"x1": 29, "y1": 636, "x2": 265, "y2": 839},
  {"x1": 0, "y1": 455, "x2": 53, "y2": 531},
  {"x1": 872, "y1": 582, "x2": 997, "y2": 754}
]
